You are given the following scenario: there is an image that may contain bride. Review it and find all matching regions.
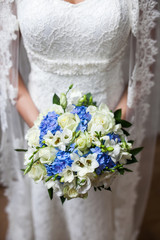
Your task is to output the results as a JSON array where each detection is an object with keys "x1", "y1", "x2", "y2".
[{"x1": 0, "y1": 0, "x2": 159, "y2": 239}]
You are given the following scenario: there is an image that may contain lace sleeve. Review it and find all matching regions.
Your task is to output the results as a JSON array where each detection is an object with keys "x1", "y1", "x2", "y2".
[
  {"x1": 0, "y1": 0, "x2": 19, "y2": 132},
  {"x1": 128, "y1": 0, "x2": 139, "y2": 37},
  {"x1": 113, "y1": 1, "x2": 160, "y2": 240}
]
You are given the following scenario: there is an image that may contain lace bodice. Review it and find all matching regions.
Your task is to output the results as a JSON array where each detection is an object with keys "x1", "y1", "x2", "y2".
[{"x1": 17, "y1": 0, "x2": 131, "y2": 76}]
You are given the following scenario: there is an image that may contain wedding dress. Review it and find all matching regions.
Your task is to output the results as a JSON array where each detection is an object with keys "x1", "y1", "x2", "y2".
[{"x1": 0, "y1": 0, "x2": 160, "y2": 240}]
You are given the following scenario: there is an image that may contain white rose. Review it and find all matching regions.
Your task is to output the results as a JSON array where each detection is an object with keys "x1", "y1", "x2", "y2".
[
  {"x1": 28, "y1": 162, "x2": 46, "y2": 183},
  {"x1": 42, "y1": 104, "x2": 64, "y2": 116},
  {"x1": 39, "y1": 146, "x2": 57, "y2": 164},
  {"x1": 25, "y1": 126, "x2": 40, "y2": 147},
  {"x1": 58, "y1": 113, "x2": 80, "y2": 132},
  {"x1": 86, "y1": 105, "x2": 97, "y2": 115},
  {"x1": 75, "y1": 131, "x2": 92, "y2": 151},
  {"x1": 88, "y1": 111, "x2": 115, "y2": 135}
]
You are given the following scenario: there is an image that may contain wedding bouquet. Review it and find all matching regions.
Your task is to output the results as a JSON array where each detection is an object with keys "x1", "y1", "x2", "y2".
[{"x1": 18, "y1": 85, "x2": 142, "y2": 204}]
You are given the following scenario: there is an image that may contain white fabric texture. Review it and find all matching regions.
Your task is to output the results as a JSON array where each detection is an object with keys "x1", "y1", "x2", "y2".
[{"x1": 0, "y1": 0, "x2": 160, "y2": 240}]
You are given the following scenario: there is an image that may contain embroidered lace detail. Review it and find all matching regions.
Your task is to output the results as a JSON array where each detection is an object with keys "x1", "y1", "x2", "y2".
[
  {"x1": 0, "y1": 0, "x2": 19, "y2": 131},
  {"x1": 114, "y1": 1, "x2": 160, "y2": 240},
  {"x1": 17, "y1": 0, "x2": 131, "y2": 76},
  {"x1": 26, "y1": 43, "x2": 128, "y2": 75}
]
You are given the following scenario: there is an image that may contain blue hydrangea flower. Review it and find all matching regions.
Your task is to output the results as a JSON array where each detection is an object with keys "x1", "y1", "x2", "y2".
[
  {"x1": 72, "y1": 106, "x2": 91, "y2": 132},
  {"x1": 107, "y1": 133, "x2": 121, "y2": 143},
  {"x1": 45, "y1": 151, "x2": 73, "y2": 176},
  {"x1": 90, "y1": 147, "x2": 116, "y2": 175},
  {"x1": 39, "y1": 111, "x2": 61, "y2": 146}
]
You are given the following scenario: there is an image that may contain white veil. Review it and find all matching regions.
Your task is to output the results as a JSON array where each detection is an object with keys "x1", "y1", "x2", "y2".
[{"x1": 0, "y1": 0, "x2": 160, "y2": 240}]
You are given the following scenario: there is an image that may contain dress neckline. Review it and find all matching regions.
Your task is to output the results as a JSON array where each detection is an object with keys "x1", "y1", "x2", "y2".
[{"x1": 58, "y1": 0, "x2": 90, "y2": 7}]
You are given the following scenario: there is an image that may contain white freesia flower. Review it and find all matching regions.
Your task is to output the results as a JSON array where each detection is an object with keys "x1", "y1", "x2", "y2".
[
  {"x1": 61, "y1": 129, "x2": 73, "y2": 144},
  {"x1": 25, "y1": 126, "x2": 40, "y2": 147},
  {"x1": 60, "y1": 166, "x2": 74, "y2": 183},
  {"x1": 24, "y1": 147, "x2": 39, "y2": 165},
  {"x1": 58, "y1": 113, "x2": 80, "y2": 132},
  {"x1": 101, "y1": 136, "x2": 121, "y2": 163},
  {"x1": 52, "y1": 131, "x2": 66, "y2": 150},
  {"x1": 43, "y1": 131, "x2": 54, "y2": 146},
  {"x1": 113, "y1": 124, "x2": 123, "y2": 136},
  {"x1": 93, "y1": 171, "x2": 118, "y2": 188},
  {"x1": 45, "y1": 180, "x2": 63, "y2": 197},
  {"x1": 119, "y1": 151, "x2": 132, "y2": 164},
  {"x1": 28, "y1": 162, "x2": 46, "y2": 183},
  {"x1": 39, "y1": 146, "x2": 57, "y2": 164},
  {"x1": 76, "y1": 131, "x2": 92, "y2": 151},
  {"x1": 77, "y1": 176, "x2": 91, "y2": 194},
  {"x1": 68, "y1": 88, "x2": 83, "y2": 105},
  {"x1": 63, "y1": 181, "x2": 79, "y2": 199},
  {"x1": 72, "y1": 153, "x2": 99, "y2": 177}
]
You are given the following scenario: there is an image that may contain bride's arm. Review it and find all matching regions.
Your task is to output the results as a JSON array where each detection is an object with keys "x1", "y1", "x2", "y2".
[
  {"x1": 114, "y1": 86, "x2": 128, "y2": 120},
  {"x1": 16, "y1": 73, "x2": 39, "y2": 128}
]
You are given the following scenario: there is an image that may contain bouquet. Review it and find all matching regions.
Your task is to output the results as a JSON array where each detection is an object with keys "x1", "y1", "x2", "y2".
[{"x1": 18, "y1": 85, "x2": 143, "y2": 204}]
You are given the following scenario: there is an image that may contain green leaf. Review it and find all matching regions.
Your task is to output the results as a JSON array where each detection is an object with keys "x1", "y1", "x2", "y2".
[
  {"x1": 48, "y1": 188, "x2": 53, "y2": 200},
  {"x1": 126, "y1": 155, "x2": 138, "y2": 165},
  {"x1": 60, "y1": 196, "x2": 66, "y2": 204},
  {"x1": 116, "y1": 119, "x2": 132, "y2": 128},
  {"x1": 94, "y1": 187, "x2": 97, "y2": 191},
  {"x1": 118, "y1": 168, "x2": 125, "y2": 175},
  {"x1": 20, "y1": 169, "x2": 25, "y2": 172},
  {"x1": 123, "y1": 168, "x2": 133, "y2": 172},
  {"x1": 53, "y1": 94, "x2": 60, "y2": 105},
  {"x1": 130, "y1": 147, "x2": 144, "y2": 156},
  {"x1": 97, "y1": 187, "x2": 102, "y2": 191},
  {"x1": 86, "y1": 92, "x2": 92, "y2": 101},
  {"x1": 15, "y1": 149, "x2": 27, "y2": 152},
  {"x1": 128, "y1": 140, "x2": 134, "y2": 144},
  {"x1": 114, "y1": 109, "x2": 122, "y2": 120},
  {"x1": 105, "y1": 187, "x2": 112, "y2": 191},
  {"x1": 122, "y1": 128, "x2": 130, "y2": 136}
]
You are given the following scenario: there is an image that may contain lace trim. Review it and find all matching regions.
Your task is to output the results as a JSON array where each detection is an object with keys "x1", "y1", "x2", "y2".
[
  {"x1": 26, "y1": 43, "x2": 128, "y2": 76},
  {"x1": 0, "y1": 0, "x2": 19, "y2": 132},
  {"x1": 114, "y1": 1, "x2": 160, "y2": 239}
]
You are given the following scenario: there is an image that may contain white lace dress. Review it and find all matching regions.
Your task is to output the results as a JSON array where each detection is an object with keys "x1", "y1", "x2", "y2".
[{"x1": 13, "y1": 0, "x2": 132, "y2": 239}]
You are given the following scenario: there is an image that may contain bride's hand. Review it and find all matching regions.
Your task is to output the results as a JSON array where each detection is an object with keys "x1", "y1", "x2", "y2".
[
  {"x1": 114, "y1": 86, "x2": 128, "y2": 120},
  {"x1": 16, "y1": 73, "x2": 39, "y2": 128}
]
